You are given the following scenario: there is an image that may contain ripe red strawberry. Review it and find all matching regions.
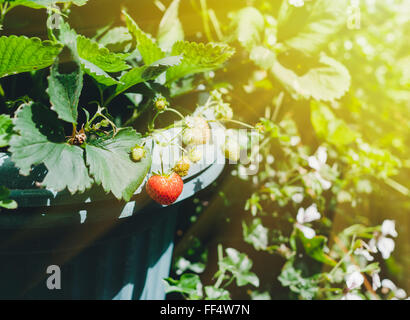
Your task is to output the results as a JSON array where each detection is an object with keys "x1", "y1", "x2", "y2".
[{"x1": 146, "y1": 172, "x2": 184, "y2": 205}]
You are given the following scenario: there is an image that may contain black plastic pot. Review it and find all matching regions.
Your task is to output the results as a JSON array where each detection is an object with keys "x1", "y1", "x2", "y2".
[{"x1": 0, "y1": 141, "x2": 224, "y2": 299}]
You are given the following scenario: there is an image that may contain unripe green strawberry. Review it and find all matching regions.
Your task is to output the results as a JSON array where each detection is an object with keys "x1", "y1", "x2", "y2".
[
  {"x1": 182, "y1": 116, "x2": 211, "y2": 146},
  {"x1": 131, "y1": 145, "x2": 146, "y2": 162},
  {"x1": 255, "y1": 122, "x2": 265, "y2": 133},
  {"x1": 154, "y1": 94, "x2": 169, "y2": 111},
  {"x1": 146, "y1": 172, "x2": 184, "y2": 205},
  {"x1": 187, "y1": 147, "x2": 203, "y2": 163},
  {"x1": 173, "y1": 156, "x2": 191, "y2": 177}
]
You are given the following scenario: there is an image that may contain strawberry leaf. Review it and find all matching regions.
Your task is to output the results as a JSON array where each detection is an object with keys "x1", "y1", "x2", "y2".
[
  {"x1": 165, "y1": 41, "x2": 235, "y2": 84},
  {"x1": 0, "y1": 36, "x2": 62, "y2": 78},
  {"x1": 9, "y1": 102, "x2": 93, "y2": 193},
  {"x1": 157, "y1": 0, "x2": 184, "y2": 52},
  {"x1": 85, "y1": 128, "x2": 152, "y2": 201},
  {"x1": 277, "y1": 0, "x2": 349, "y2": 56},
  {"x1": 98, "y1": 26, "x2": 132, "y2": 52},
  {"x1": 47, "y1": 60, "x2": 83, "y2": 124},
  {"x1": 123, "y1": 10, "x2": 166, "y2": 65},
  {"x1": 115, "y1": 55, "x2": 182, "y2": 95},
  {"x1": 230, "y1": 6, "x2": 265, "y2": 50},
  {"x1": 79, "y1": 58, "x2": 119, "y2": 87},
  {"x1": 77, "y1": 35, "x2": 130, "y2": 73},
  {"x1": 271, "y1": 54, "x2": 351, "y2": 101}
]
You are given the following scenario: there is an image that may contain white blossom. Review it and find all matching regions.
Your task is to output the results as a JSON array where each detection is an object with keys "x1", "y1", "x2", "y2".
[
  {"x1": 372, "y1": 273, "x2": 381, "y2": 291},
  {"x1": 354, "y1": 248, "x2": 374, "y2": 261},
  {"x1": 382, "y1": 279, "x2": 397, "y2": 292},
  {"x1": 396, "y1": 289, "x2": 407, "y2": 299},
  {"x1": 295, "y1": 205, "x2": 321, "y2": 239},
  {"x1": 297, "y1": 204, "x2": 321, "y2": 224},
  {"x1": 297, "y1": 224, "x2": 316, "y2": 239},
  {"x1": 345, "y1": 266, "x2": 364, "y2": 290},
  {"x1": 377, "y1": 237, "x2": 395, "y2": 259},
  {"x1": 308, "y1": 147, "x2": 327, "y2": 171},
  {"x1": 308, "y1": 147, "x2": 332, "y2": 190},
  {"x1": 382, "y1": 279, "x2": 407, "y2": 299},
  {"x1": 381, "y1": 220, "x2": 398, "y2": 237},
  {"x1": 292, "y1": 193, "x2": 304, "y2": 204}
]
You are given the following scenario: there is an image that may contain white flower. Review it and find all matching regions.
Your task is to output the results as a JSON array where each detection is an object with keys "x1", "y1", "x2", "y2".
[
  {"x1": 289, "y1": 0, "x2": 304, "y2": 7},
  {"x1": 297, "y1": 225, "x2": 316, "y2": 239},
  {"x1": 292, "y1": 193, "x2": 304, "y2": 204},
  {"x1": 372, "y1": 273, "x2": 381, "y2": 291},
  {"x1": 367, "y1": 238, "x2": 378, "y2": 253},
  {"x1": 381, "y1": 220, "x2": 398, "y2": 237},
  {"x1": 377, "y1": 237, "x2": 395, "y2": 259},
  {"x1": 345, "y1": 266, "x2": 364, "y2": 290},
  {"x1": 382, "y1": 279, "x2": 407, "y2": 299},
  {"x1": 382, "y1": 279, "x2": 397, "y2": 292},
  {"x1": 354, "y1": 248, "x2": 374, "y2": 261},
  {"x1": 297, "y1": 204, "x2": 321, "y2": 223},
  {"x1": 308, "y1": 147, "x2": 332, "y2": 190},
  {"x1": 314, "y1": 172, "x2": 332, "y2": 190},
  {"x1": 396, "y1": 289, "x2": 407, "y2": 299},
  {"x1": 295, "y1": 205, "x2": 321, "y2": 239},
  {"x1": 308, "y1": 147, "x2": 327, "y2": 171}
]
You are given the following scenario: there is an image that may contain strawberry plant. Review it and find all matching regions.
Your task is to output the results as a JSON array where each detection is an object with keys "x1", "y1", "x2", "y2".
[{"x1": 0, "y1": 0, "x2": 236, "y2": 206}]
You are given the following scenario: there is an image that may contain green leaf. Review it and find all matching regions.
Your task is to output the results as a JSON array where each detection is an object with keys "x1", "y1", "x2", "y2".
[
  {"x1": 157, "y1": 0, "x2": 184, "y2": 52},
  {"x1": 277, "y1": 0, "x2": 349, "y2": 56},
  {"x1": 230, "y1": 7, "x2": 265, "y2": 49},
  {"x1": 47, "y1": 61, "x2": 83, "y2": 124},
  {"x1": 311, "y1": 101, "x2": 358, "y2": 147},
  {"x1": 0, "y1": 36, "x2": 62, "y2": 78},
  {"x1": 0, "y1": 186, "x2": 17, "y2": 209},
  {"x1": 219, "y1": 248, "x2": 259, "y2": 287},
  {"x1": 0, "y1": 114, "x2": 13, "y2": 148},
  {"x1": 297, "y1": 230, "x2": 337, "y2": 267},
  {"x1": 123, "y1": 10, "x2": 165, "y2": 65},
  {"x1": 115, "y1": 56, "x2": 181, "y2": 95},
  {"x1": 98, "y1": 26, "x2": 132, "y2": 50},
  {"x1": 271, "y1": 54, "x2": 351, "y2": 101},
  {"x1": 166, "y1": 41, "x2": 235, "y2": 84},
  {"x1": 79, "y1": 58, "x2": 119, "y2": 87},
  {"x1": 57, "y1": 22, "x2": 118, "y2": 87},
  {"x1": 243, "y1": 218, "x2": 268, "y2": 251},
  {"x1": 85, "y1": 128, "x2": 151, "y2": 201},
  {"x1": 9, "y1": 103, "x2": 93, "y2": 193},
  {"x1": 77, "y1": 35, "x2": 130, "y2": 73},
  {"x1": 164, "y1": 274, "x2": 203, "y2": 300},
  {"x1": 278, "y1": 261, "x2": 319, "y2": 300},
  {"x1": 249, "y1": 46, "x2": 276, "y2": 70}
]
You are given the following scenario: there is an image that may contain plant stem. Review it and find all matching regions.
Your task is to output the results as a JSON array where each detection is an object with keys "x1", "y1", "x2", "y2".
[
  {"x1": 385, "y1": 177, "x2": 410, "y2": 196},
  {"x1": 214, "y1": 244, "x2": 225, "y2": 289},
  {"x1": 199, "y1": 0, "x2": 213, "y2": 42},
  {"x1": 218, "y1": 119, "x2": 255, "y2": 129}
]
